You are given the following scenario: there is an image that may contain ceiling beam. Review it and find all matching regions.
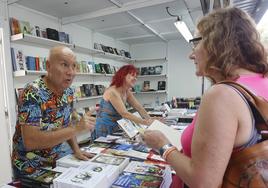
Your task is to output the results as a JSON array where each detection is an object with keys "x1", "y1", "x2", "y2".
[
  {"x1": 96, "y1": 17, "x2": 176, "y2": 32},
  {"x1": 109, "y1": 0, "x2": 167, "y2": 42},
  {"x1": 96, "y1": 23, "x2": 142, "y2": 32},
  {"x1": 7, "y1": 0, "x2": 21, "y2": 5},
  {"x1": 117, "y1": 34, "x2": 155, "y2": 41},
  {"x1": 62, "y1": 0, "x2": 176, "y2": 25}
]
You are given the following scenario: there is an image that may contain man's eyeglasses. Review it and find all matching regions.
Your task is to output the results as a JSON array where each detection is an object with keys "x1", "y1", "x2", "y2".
[{"x1": 189, "y1": 37, "x2": 202, "y2": 49}]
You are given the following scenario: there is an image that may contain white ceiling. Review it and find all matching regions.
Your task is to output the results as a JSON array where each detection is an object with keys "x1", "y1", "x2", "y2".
[{"x1": 11, "y1": 0, "x2": 203, "y2": 44}]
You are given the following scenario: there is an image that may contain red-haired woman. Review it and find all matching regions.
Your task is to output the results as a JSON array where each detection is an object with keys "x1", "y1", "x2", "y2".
[{"x1": 93, "y1": 64, "x2": 153, "y2": 139}]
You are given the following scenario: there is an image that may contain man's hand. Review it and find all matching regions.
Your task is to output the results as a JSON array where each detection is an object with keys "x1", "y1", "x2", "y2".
[
  {"x1": 74, "y1": 150, "x2": 95, "y2": 161},
  {"x1": 75, "y1": 111, "x2": 96, "y2": 134}
]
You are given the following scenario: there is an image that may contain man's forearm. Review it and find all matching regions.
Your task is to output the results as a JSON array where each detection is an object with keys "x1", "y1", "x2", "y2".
[{"x1": 22, "y1": 125, "x2": 77, "y2": 150}]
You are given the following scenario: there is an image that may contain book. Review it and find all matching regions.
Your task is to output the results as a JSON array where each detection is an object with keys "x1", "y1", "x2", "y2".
[
  {"x1": 10, "y1": 17, "x2": 21, "y2": 35},
  {"x1": 147, "y1": 120, "x2": 182, "y2": 150},
  {"x1": 53, "y1": 162, "x2": 119, "y2": 188},
  {"x1": 19, "y1": 20, "x2": 32, "y2": 35},
  {"x1": 10, "y1": 48, "x2": 17, "y2": 71},
  {"x1": 94, "y1": 135, "x2": 122, "y2": 143},
  {"x1": 90, "y1": 154, "x2": 129, "y2": 173},
  {"x1": 123, "y1": 161, "x2": 166, "y2": 177},
  {"x1": 20, "y1": 168, "x2": 61, "y2": 188},
  {"x1": 56, "y1": 154, "x2": 93, "y2": 168},
  {"x1": 13, "y1": 48, "x2": 26, "y2": 71},
  {"x1": 143, "y1": 81, "x2": 150, "y2": 91},
  {"x1": 117, "y1": 118, "x2": 140, "y2": 138},
  {"x1": 112, "y1": 172, "x2": 163, "y2": 188}
]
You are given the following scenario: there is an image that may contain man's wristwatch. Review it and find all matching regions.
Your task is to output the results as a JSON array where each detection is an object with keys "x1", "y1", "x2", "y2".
[{"x1": 159, "y1": 143, "x2": 173, "y2": 156}]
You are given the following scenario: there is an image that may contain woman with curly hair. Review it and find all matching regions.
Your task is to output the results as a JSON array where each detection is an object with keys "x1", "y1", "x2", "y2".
[{"x1": 143, "y1": 7, "x2": 268, "y2": 188}]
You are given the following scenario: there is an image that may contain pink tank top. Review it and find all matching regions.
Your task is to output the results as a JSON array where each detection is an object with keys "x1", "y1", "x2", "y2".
[{"x1": 181, "y1": 74, "x2": 268, "y2": 157}]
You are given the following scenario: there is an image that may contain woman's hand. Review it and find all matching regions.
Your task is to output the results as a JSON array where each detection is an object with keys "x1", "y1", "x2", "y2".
[{"x1": 142, "y1": 130, "x2": 170, "y2": 150}]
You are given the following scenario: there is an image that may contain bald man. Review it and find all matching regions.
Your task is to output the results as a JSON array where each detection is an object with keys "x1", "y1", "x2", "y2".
[{"x1": 12, "y1": 46, "x2": 95, "y2": 177}]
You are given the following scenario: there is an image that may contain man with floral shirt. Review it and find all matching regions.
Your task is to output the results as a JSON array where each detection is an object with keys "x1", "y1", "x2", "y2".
[{"x1": 12, "y1": 46, "x2": 95, "y2": 177}]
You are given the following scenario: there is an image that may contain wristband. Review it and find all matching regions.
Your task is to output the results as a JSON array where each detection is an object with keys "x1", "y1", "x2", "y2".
[
  {"x1": 163, "y1": 146, "x2": 177, "y2": 161},
  {"x1": 159, "y1": 143, "x2": 173, "y2": 156}
]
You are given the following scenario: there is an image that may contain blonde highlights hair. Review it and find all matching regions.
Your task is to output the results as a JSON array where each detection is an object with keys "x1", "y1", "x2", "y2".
[{"x1": 197, "y1": 7, "x2": 268, "y2": 80}]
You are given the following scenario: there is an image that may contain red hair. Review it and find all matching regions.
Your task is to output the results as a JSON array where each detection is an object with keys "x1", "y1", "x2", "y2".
[{"x1": 110, "y1": 64, "x2": 137, "y2": 87}]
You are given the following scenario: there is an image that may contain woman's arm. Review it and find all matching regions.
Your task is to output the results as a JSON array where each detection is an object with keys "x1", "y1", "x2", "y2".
[
  {"x1": 108, "y1": 89, "x2": 151, "y2": 125},
  {"x1": 126, "y1": 90, "x2": 150, "y2": 119},
  {"x1": 144, "y1": 85, "x2": 251, "y2": 187}
]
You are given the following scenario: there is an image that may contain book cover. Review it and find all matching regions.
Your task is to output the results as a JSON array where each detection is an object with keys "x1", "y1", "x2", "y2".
[
  {"x1": 14, "y1": 48, "x2": 26, "y2": 71},
  {"x1": 20, "y1": 168, "x2": 61, "y2": 188},
  {"x1": 19, "y1": 20, "x2": 32, "y2": 35},
  {"x1": 54, "y1": 162, "x2": 119, "y2": 188},
  {"x1": 56, "y1": 154, "x2": 91, "y2": 168},
  {"x1": 112, "y1": 172, "x2": 163, "y2": 188},
  {"x1": 117, "y1": 118, "x2": 139, "y2": 138},
  {"x1": 90, "y1": 154, "x2": 129, "y2": 173},
  {"x1": 10, "y1": 17, "x2": 21, "y2": 35},
  {"x1": 53, "y1": 167, "x2": 105, "y2": 188},
  {"x1": 123, "y1": 161, "x2": 165, "y2": 177}
]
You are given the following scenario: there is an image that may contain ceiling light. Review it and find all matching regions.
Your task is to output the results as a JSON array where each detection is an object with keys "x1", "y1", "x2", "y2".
[
  {"x1": 174, "y1": 19, "x2": 193, "y2": 42},
  {"x1": 166, "y1": 7, "x2": 193, "y2": 42}
]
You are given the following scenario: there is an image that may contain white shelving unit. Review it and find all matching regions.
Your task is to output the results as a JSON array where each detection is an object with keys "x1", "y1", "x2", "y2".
[
  {"x1": 75, "y1": 95, "x2": 103, "y2": 102},
  {"x1": 137, "y1": 74, "x2": 167, "y2": 78},
  {"x1": 73, "y1": 44, "x2": 134, "y2": 63},
  {"x1": 11, "y1": 33, "x2": 73, "y2": 48},
  {"x1": 134, "y1": 90, "x2": 167, "y2": 94},
  {"x1": 13, "y1": 70, "x2": 114, "y2": 78},
  {"x1": 132, "y1": 57, "x2": 168, "y2": 106},
  {"x1": 134, "y1": 57, "x2": 167, "y2": 63}
]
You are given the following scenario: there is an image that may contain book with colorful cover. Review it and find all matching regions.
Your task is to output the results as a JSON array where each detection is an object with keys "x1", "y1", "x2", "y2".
[
  {"x1": 10, "y1": 17, "x2": 21, "y2": 35},
  {"x1": 11, "y1": 48, "x2": 26, "y2": 71},
  {"x1": 112, "y1": 172, "x2": 163, "y2": 188},
  {"x1": 19, "y1": 20, "x2": 32, "y2": 35},
  {"x1": 20, "y1": 168, "x2": 61, "y2": 188},
  {"x1": 123, "y1": 161, "x2": 166, "y2": 177},
  {"x1": 117, "y1": 118, "x2": 144, "y2": 138}
]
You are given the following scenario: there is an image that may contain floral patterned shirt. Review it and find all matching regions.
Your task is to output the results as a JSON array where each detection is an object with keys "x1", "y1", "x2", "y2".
[{"x1": 12, "y1": 76, "x2": 74, "y2": 175}]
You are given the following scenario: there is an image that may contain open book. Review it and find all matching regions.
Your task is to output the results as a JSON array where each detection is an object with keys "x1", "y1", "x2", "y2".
[
  {"x1": 117, "y1": 112, "x2": 147, "y2": 138},
  {"x1": 117, "y1": 115, "x2": 182, "y2": 150},
  {"x1": 147, "y1": 120, "x2": 182, "y2": 150}
]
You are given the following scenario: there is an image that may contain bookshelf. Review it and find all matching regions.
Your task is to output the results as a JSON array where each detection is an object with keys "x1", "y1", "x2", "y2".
[
  {"x1": 137, "y1": 74, "x2": 167, "y2": 78},
  {"x1": 134, "y1": 90, "x2": 167, "y2": 94},
  {"x1": 13, "y1": 70, "x2": 114, "y2": 78},
  {"x1": 73, "y1": 44, "x2": 134, "y2": 63},
  {"x1": 132, "y1": 57, "x2": 168, "y2": 106},
  {"x1": 11, "y1": 33, "x2": 73, "y2": 48},
  {"x1": 134, "y1": 57, "x2": 167, "y2": 63}
]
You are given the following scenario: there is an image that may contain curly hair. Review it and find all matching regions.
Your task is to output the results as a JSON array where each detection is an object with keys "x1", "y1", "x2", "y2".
[
  {"x1": 197, "y1": 7, "x2": 268, "y2": 80},
  {"x1": 110, "y1": 64, "x2": 137, "y2": 87}
]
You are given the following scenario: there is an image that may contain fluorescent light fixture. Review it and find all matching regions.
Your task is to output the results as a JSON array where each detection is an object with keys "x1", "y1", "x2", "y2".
[
  {"x1": 257, "y1": 9, "x2": 268, "y2": 29},
  {"x1": 174, "y1": 19, "x2": 193, "y2": 42}
]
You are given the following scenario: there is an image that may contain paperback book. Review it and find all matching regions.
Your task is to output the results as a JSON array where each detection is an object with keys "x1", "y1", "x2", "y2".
[
  {"x1": 112, "y1": 172, "x2": 163, "y2": 188},
  {"x1": 20, "y1": 168, "x2": 61, "y2": 188},
  {"x1": 90, "y1": 154, "x2": 129, "y2": 173},
  {"x1": 53, "y1": 162, "x2": 119, "y2": 188}
]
